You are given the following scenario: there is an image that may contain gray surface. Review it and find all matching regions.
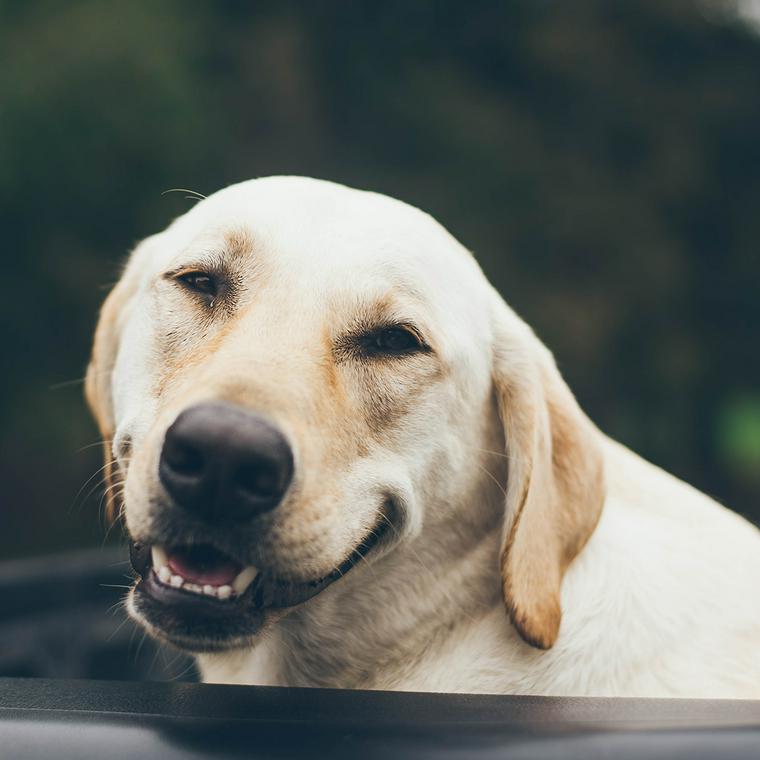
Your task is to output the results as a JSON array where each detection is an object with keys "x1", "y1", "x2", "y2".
[{"x1": 1, "y1": 678, "x2": 759, "y2": 760}]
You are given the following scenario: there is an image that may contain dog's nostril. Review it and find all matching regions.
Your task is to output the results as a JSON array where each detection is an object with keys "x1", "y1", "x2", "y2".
[
  {"x1": 166, "y1": 442, "x2": 205, "y2": 476},
  {"x1": 235, "y1": 463, "x2": 280, "y2": 498}
]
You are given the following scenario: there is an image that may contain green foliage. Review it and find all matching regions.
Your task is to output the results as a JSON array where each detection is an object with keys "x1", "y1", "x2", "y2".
[
  {"x1": 1, "y1": 0, "x2": 759, "y2": 558},
  {"x1": 718, "y1": 395, "x2": 760, "y2": 477}
]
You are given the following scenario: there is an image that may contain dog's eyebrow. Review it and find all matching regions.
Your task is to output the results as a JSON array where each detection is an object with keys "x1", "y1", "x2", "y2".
[
  {"x1": 343, "y1": 295, "x2": 436, "y2": 349},
  {"x1": 355, "y1": 294, "x2": 411, "y2": 326},
  {"x1": 223, "y1": 227, "x2": 255, "y2": 261},
  {"x1": 164, "y1": 227, "x2": 256, "y2": 275},
  {"x1": 163, "y1": 256, "x2": 224, "y2": 278}
]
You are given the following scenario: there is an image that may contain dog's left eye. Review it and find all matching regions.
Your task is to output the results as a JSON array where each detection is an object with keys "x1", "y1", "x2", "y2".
[
  {"x1": 360, "y1": 326, "x2": 426, "y2": 357},
  {"x1": 177, "y1": 271, "x2": 217, "y2": 298}
]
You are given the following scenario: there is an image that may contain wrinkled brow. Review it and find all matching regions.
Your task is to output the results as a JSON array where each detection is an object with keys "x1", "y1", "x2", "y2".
[{"x1": 164, "y1": 227, "x2": 256, "y2": 274}]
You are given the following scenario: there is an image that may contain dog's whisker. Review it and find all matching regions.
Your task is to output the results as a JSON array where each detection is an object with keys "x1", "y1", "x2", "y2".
[
  {"x1": 106, "y1": 613, "x2": 132, "y2": 643},
  {"x1": 147, "y1": 638, "x2": 165, "y2": 675},
  {"x1": 165, "y1": 648, "x2": 198, "y2": 682},
  {"x1": 99, "y1": 486, "x2": 126, "y2": 536},
  {"x1": 133, "y1": 629, "x2": 149, "y2": 666},
  {"x1": 474, "y1": 461, "x2": 508, "y2": 499},
  {"x1": 378, "y1": 511, "x2": 400, "y2": 537},
  {"x1": 76, "y1": 455, "x2": 127, "y2": 494},
  {"x1": 463, "y1": 444, "x2": 531, "y2": 465},
  {"x1": 75, "y1": 474, "x2": 112, "y2": 517},
  {"x1": 95, "y1": 479, "x2": 123, "y2": 515},
  {"x1": 106, "y1": 601, "x2": 127, "y2": 617},
  {"x1": 70, "y1": 459, "x2": 119, "y2": 513},
  {"x1": 102, "y1": 480, "x2": 126, "y2": 498},
  {"x1": 75, "y1": 439, "x2": 111, "y2": 453},
  {"x1": 163, "y1": 647, "x2": 184, "y2": 673},
  {"x1": 49, "y1": 376, "x2": 87, "y2": 390},
  {"x1": 354, "y1": 528, "x2": 382, "y2": 581},
  {"x1": 101, "y1": 509, "x2": 126, "y2": 545},
  {"x1": 161, "y1": 187, "x2": 207, "y2": 200}
]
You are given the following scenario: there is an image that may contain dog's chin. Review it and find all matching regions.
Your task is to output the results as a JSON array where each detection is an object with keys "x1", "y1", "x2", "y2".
[{"x1": 127, "y1": 517, "x2": 391, "y2": 653}]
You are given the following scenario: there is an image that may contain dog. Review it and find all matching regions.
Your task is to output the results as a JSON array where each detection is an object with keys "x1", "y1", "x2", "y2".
[{"x1": 86, "y1": 176, "x2": 760, "y2": 697}]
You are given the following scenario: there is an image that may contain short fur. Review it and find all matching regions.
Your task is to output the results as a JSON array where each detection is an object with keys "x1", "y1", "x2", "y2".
[{"x1": 87, "y1": 177, "x2": 760, "y2": 697}]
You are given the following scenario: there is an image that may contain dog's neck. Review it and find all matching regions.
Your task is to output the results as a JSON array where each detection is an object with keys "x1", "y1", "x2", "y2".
[{"x1": 197, "y1": 508, "x2": 504, "y2": 690}]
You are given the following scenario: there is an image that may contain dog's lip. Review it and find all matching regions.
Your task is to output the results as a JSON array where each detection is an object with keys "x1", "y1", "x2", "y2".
[{"x1": 129, "y1": 515, "x2": 391, "y2": 613}]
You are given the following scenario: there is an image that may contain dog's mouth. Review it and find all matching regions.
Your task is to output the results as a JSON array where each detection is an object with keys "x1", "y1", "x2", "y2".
[
  {"x1": 128, "y1": 516, "x2": 390, "y2": 651},
  {"x1": 141, "y1": 544, "x2": 258, "y2": 600}
]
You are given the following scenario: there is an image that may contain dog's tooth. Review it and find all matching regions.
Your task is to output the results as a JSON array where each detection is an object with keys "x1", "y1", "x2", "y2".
[
  {"x1": 217, "y1": 585, "x2": 233, "y2": 600},
  {"x1": 232, "y1": 566, "x2": 258, "y2": 595},
  {"x1": 203, "y1": 585, "x2": 216, "y2": 597},
  {"x1": 157, "y1": 566, "x2": 171, "y2": 584},
  {"x1": 151, "y1": 545, "x2": 168, "y2": 569},
  {"x1": 184, "y1": 583, "x2": 202, "y2": 594},
  {"x1": 170, "y1": 574, "x2": 184, "y2": 588}
]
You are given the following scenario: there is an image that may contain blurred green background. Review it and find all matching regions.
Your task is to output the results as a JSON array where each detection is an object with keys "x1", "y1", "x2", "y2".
[{"x1": 1, "y1": 0, "x2": 759, "y2": 560}]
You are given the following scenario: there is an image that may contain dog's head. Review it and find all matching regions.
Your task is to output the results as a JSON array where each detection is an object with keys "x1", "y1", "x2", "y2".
[{"x1": 86, "y1": 177, "x2": 604, "y2": 653}]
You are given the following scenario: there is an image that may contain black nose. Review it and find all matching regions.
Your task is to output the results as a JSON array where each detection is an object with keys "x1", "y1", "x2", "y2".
[{"x1": 159, "y1": 402, "x2": 294, "y2": 522}]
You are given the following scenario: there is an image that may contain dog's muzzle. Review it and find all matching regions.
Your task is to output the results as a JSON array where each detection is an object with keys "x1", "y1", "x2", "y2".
[{"x1": 127, "y1": 401, "x2": 393, "y2": 651}]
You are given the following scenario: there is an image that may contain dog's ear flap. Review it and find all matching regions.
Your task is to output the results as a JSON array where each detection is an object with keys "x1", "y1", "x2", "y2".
[
  {"x1": 85, "y1": 278, "x2": 129, "y2": 440},
  {"x1": 85, "y1": 239, "x2": 153, "y2": 521},
  {"x1": 493, "y1": 306, "x2": 605, "y2": 649},
  {"x1": 85, "y1": 275, "x2": 135, "y2": 522}
]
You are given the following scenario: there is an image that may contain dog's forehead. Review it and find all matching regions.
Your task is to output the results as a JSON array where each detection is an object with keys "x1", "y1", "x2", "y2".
[
  {"x1": 139, "y1": 177, "x2": 494, "y2": 362},
  {"x1": 163, "y1": 177, "x2": 478, "y2": 292}
]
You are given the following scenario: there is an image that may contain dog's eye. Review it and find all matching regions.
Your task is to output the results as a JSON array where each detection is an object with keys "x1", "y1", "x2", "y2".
[
  {"x1": 360, "y1": 326, "x2": 426, "y2": 357},
  {"x1": 177, "y1": 271, "x2": 217, "y2": 298}
]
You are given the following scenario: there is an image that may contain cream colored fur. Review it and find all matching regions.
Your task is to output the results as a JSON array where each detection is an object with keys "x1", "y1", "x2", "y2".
[{"x1": 87, "y1": 176, "x2": 760, "y2": 697}]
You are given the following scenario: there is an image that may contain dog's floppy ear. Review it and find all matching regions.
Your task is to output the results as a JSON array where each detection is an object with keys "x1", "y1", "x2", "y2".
[
  {"x1": 492, "y1": 301, "x2": 605, "y2": 649},
  {"x1": 85, "y1": 238, "x2": 153, "y2": 521},
  {"x1": 86, "y1": 278, "x2": 129, "y2": 438}
]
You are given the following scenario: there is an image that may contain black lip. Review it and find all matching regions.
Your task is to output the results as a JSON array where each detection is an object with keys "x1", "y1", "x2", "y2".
[
  {"x1": 128, "y1": 515, "x2": 391, "y2": 648},
  {"x1": 253, "y1": 521, "x2": 388, "y2": 609},
  {"x1": 133, "y1": 571, "x2": 266, "y2": 652}
]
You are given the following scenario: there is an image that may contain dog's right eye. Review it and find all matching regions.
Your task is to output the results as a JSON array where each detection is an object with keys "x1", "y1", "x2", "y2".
[{"x1": 176, "y1": 271, "x2": 217, "y2": 299}]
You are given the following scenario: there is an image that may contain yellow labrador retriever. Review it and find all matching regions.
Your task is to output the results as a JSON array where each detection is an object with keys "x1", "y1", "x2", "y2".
[{"x1": 86, "y1": 177, "x2": 760, "y2": 697}]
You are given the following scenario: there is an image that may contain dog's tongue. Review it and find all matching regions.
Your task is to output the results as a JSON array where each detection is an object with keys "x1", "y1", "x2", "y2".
[{"x1": 167, "y1": 545, "x2": 240, "y2": 586}]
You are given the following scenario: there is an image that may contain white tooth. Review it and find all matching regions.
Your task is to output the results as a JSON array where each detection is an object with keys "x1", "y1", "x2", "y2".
[
  {"x1": 203, "y1": 585, "x2": 216, "y2": 597},
  {"x1": 232, "y1": 566, "x2": 258, "y2": 595},
  {"x1": 184, "y1": 583, "x2": 202, "y2": 594},
  {"x1": 151, "y1": 546, "x2": 168, "y2": 569},
  {"x1": 157, "y1": 566, "x2": 171, "y2": 583},
  {"x1": 217, "y1": 585, "x2": 233, "y2": 600},
  {"x1": 170, "y1": 575, "x2": 184, "y2": 588}
]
